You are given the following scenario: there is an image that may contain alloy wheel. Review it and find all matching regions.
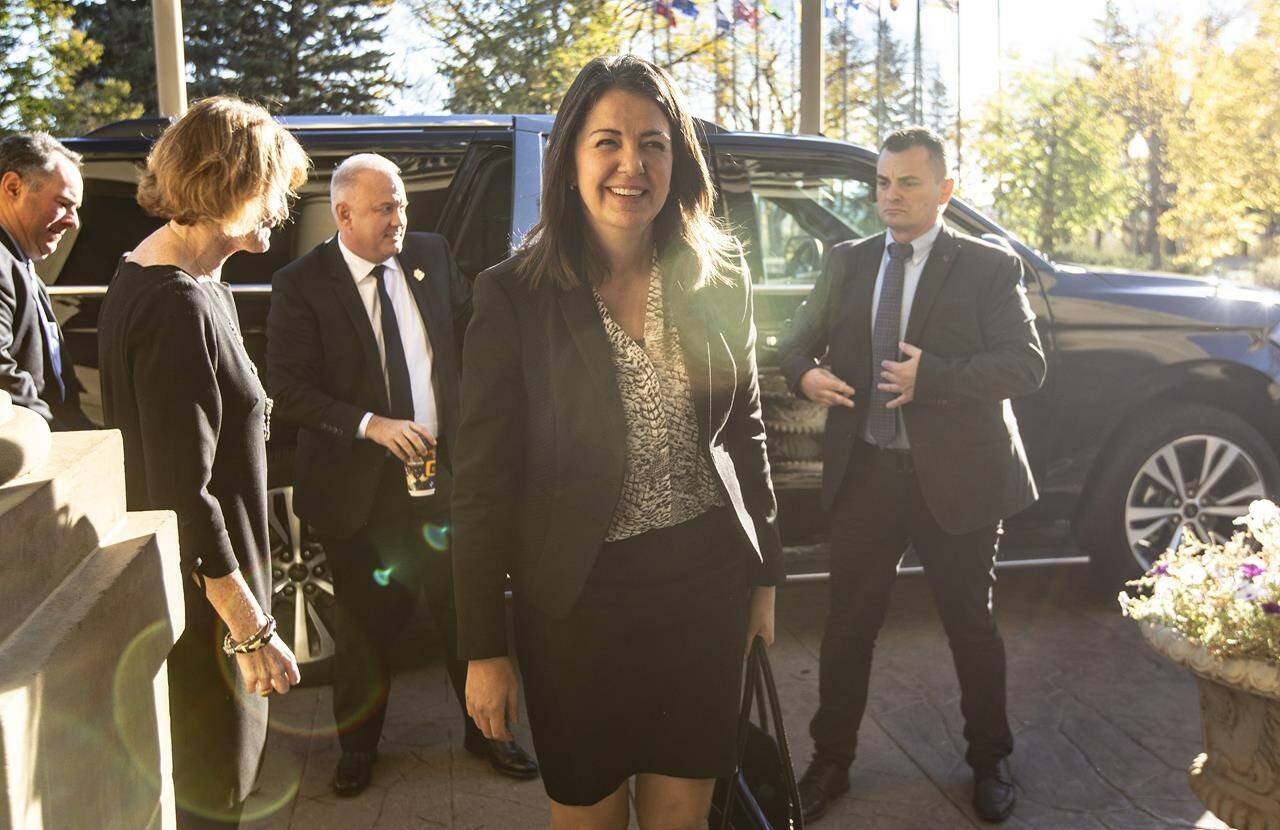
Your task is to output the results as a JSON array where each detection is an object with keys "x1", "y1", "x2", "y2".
[
  {"x1": 1124, "y1": 434, "x2": 1267, "y2": 570},
  {"x1": 266, "y1": 485, "x2": 337, "y2": 665}
]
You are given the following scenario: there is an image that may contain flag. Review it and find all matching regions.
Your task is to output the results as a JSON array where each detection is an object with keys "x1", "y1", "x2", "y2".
[
  {"x1": 716, "y1": 3, "x2": 733, "y2": 28},
  {"x1": 654, "y1": 0, "x2": 678, "y2": 26},
  {"x1": 761, "y1": 0, "x2": 783, "y2": 19},
  {"x1": 733, "y1": 0, "x2": 757, "y2": 27},
  {"x1": 673, "y1": 0, "x2": 699, "y2": 18}
]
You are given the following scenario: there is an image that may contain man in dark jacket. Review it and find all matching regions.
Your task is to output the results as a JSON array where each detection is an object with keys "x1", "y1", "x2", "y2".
[
  {"x1": 777, "y1": 128, "x2": 1046, "y2": 824},
  {"x1": 0, "y1": 133, "x2": 90, "y2": 430},
  {"x1": 267, "y1": 154, "x2": 536, "y2": 797}
]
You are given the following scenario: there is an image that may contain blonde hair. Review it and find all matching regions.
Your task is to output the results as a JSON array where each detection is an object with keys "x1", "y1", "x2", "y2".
[{"x1": 137, "y1": 96, "x2": 310, "y2": 236}]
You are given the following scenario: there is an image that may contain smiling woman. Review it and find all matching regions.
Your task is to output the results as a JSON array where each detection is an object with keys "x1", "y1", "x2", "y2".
[{"x1": 451, "y1": 55, "x2": 785, "y2": 830}]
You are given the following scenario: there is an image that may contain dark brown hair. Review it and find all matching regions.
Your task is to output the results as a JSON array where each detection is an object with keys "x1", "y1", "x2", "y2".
[
  {"x1": 881, "y1": 126, "x2": 949, "y2": 181},
  {"x1": 518, "y1": 55, "x2": 735, "y2": 291},
  {"x1": 137, "y1": 96, "x2": 309, "y2": 236}
]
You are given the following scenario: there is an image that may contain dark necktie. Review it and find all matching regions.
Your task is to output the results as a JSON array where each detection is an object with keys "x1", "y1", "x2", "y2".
[
  {"x1": 867, "y1": 241, "x2": 913, "y2": 446},
  {"x1": 371, "y1": 264, "x2": 414, "y2": 421}
]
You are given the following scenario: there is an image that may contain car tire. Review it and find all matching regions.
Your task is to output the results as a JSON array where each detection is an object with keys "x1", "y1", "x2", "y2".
[
  {"x1": 1080, "y1": 403, "x2": 1280, "y2": 585},
  {"x1": 265, "y1": 446, "x2": 336, "y2": 687}
]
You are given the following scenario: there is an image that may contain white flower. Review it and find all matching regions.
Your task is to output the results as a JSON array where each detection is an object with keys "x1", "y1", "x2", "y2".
[{"x1": 1235, "y1": 582, "x2": 1263, "y2": 602}]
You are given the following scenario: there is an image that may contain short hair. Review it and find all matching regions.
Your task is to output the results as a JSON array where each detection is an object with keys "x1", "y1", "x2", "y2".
[
  {"x1": 881, "y1": 127, "x2": 949, "y2": 181},
  {"x1": 0, "y1": 133, "x2": 82, "y2": 191},
  {"x1": 519, "y1": 54, "x2": 736, "y2": 291},
  {"x1": 330, "y1": 153, "x2": 401, "y2": 214},
  {"x1": 137, "y1": 96, "x2": 310, "y2": 236}
]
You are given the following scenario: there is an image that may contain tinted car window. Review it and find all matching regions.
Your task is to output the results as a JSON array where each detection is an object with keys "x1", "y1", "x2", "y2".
[
  {"x1": 718, "y1": 153, "x2": 879, "y2": 285},
  {"x1": 45, "y1": 145, "x2": 468, "y2": 286}
]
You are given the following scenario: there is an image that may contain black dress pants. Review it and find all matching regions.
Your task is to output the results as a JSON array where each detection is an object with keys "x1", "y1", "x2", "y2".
[
  {"x1": 809, "y1": 441, "x2": 1014, "y2": 770},
  {"x1": 325, "y1": 455, "x2": 479, "y2": 753}
]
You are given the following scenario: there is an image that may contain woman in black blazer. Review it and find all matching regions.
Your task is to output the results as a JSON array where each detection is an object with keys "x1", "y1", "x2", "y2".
[
  {"x1": 452, "y1": 56, "x2": 785, "y2": 828},
  {"x1": 98, "y1": 97, "x2": 307, "y2": 829}
]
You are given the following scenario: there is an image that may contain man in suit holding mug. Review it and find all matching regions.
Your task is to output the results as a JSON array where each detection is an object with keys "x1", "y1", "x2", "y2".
[
  {"x1": 0, "y1": 133, "x2": 90, "y2": 431},
  {"x1": 268, "y1": 154, "x2": 536, "y2": 797},
  {"x1": 778, "y1": 128, "x2": 1046, "y2": 824}
]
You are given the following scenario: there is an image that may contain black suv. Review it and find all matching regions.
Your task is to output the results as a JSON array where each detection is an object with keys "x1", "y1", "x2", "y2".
[{"x1": 50, "y1": 115, "x2": 1280, "y2": 672}]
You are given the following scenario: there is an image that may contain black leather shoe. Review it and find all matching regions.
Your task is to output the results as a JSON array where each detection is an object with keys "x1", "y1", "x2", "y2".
[
  {"x1": 463, "y1": 732, "x2": 540, "y2": 780},
  {"x1": 332, "y1": 750, "x2": 377, "y2": 797},
  {"x1": 798, "y1": 758, "x2": 850, "y2": 823},
  {"x1": 973, "y1": 757, "x2": 1016, "y2": 823}
]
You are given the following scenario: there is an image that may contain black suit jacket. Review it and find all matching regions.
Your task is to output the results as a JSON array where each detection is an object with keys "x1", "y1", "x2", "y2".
[
  {"x1": 0, "y1": 228, "x2": 85, "y2": 429},
  {"x1": 451, "y1": 247, "x2": 786, "y2": 660},
  {"x1": 778, "y1": 226, "x2": 1046, "y2": 535},
  {"x1": 267, "y1": 233, "x2": 471, "y2": 539}
]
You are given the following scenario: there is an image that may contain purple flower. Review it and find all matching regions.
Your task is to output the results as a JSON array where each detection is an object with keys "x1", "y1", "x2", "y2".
[
  {"x1": 1241, "y1": 563, "x2": 1265, "y2": 580},
  {"x1": 1153, "y1": 563, "x2": 1169, "y2": 576},
  {"x1": 1263, "y1": 602, "x2": 1280, "y2": 615}
]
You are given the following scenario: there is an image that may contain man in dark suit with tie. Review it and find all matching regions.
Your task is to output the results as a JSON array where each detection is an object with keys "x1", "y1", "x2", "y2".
[
  {"x1": 778, "y1": 128, "x2": 1046, "y2": 824},
  {"x1": 267, "y1": 154, "x2": 536, "y2": 797},
  {"x1": 0, "y1": 133, "x2": 90, "y2": 431}
]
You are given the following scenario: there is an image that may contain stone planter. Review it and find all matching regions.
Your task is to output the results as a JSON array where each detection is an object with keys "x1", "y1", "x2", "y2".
[{"x1": 1140, "y1": 622, "x2": 1280, "y2": 830}]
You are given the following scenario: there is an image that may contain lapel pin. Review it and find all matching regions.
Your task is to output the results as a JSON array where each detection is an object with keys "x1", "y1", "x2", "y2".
[{"x1": 413, "y1": 268, "x2": 426, "y2": 282}]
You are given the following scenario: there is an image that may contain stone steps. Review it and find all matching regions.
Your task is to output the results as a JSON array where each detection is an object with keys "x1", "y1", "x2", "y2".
[{"x1": 0, "y1": 424, "x2": 183, "y2": 830}]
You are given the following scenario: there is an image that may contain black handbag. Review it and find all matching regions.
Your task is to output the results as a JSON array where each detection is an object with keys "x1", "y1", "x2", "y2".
[{"x1": 710, "y1": 636, "x2": 805, "y2": 830}]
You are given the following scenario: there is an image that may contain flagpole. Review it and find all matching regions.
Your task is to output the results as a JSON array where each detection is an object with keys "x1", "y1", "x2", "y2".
[
  {"x1": 875, "y1": 2, "x2": 883, "y2": 143},
  {"x1": 842, "y1": 7, "x2": 850, "y2": 140},
  {"x1": 913, "y1": 0, "x2": 922, "y2": 123},
  {"x1": 731, "y1": 17, "x2": 738, "y2": 128},
  {"x1": 954, "y1": 0, "x2": 961, "y2": 182},
  {"x1": 753, "y1": 0, "x2": 762, "y2": 130}
]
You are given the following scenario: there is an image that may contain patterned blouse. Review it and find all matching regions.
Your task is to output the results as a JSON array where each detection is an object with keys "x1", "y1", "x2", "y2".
[{"x1": 593, "y1": 261, "x2": 725, "y2": 541}]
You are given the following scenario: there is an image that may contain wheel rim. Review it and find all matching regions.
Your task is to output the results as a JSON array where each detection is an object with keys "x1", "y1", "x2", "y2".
[
  {"x1": 267, "y1": 485, "x2": 336, "y2": 665},
  {"x1": 1124, "y1": 434, "x2": 1268, "y2": 570}
]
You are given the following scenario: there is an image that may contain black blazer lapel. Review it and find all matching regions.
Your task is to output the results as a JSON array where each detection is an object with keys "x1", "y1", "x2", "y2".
[
  {"x1": 904, "y1": 227, "x2": 960, "y2": 345},
  {"x1": 668, "y1": 274, "x2": 736, "y2": 444},
  {"x1": 323, "y1": 238, "x2": 388, "y2": 411},
  {"x1": 847, "y1": 233, "x2": 885, "y2": 383},
  {"x1": 557, "y1": 283, "x2": 620, "y2": 405}
]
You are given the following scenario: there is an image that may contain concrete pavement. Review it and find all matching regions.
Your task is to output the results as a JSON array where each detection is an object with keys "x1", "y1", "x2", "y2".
[{"x1": 243, "y1": 566, "x2": 1232, "y2": 829}]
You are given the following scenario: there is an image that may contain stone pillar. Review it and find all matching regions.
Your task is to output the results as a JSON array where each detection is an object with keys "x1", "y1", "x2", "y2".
[
  {"x1": 799, "y1": 0, "x2": 823, "y2": 135},
  {"x1": 0, "y1": 407, "x2": 184, "y2": 830},
  {"x1": 152, "y1": 0, "x2": 188, "y2": 118}
]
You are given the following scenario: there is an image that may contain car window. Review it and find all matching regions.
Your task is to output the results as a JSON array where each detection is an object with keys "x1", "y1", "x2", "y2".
[
  {"x1": 717, "y1": 153, "x2": 879, "y2": 285},
  {"x1": 45, "y1": 144, "x2": 469, "y2": 286}
]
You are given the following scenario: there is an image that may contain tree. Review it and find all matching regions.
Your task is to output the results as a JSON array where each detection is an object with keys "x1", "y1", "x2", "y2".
[
  {"x1": 1086, "y1": 2, "x2": 1184, "y2": 267},
  {"x1": 823, "y1": 12, "x2": 874, "y2": 143},
  {"x1": 974, "y1": 69, "x2": 1130, "y2": 254},
  {"x1": 74, "y1": 0, "x2": 402, "y2": 115},
  {"x1": 410, "y1": 0, "x2": 638, "y2": 114},
  {"x1": 1, "y1": 0, "x2": 140, "y2": 134},
  {"x1": 1162, "y1": 2, "x2": 1280, "y2": 266}
]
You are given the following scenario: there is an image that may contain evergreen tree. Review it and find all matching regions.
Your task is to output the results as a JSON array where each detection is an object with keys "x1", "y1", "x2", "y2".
[
  {"x1": 974, "y1": 68, "x2": 1130, "y2": 254},
  {"x1": 74, "y1": 0, "x2": 401, "y2": 115},
  {"x1": 412, "y1": 0, "x2": 641, "y2": 114}
]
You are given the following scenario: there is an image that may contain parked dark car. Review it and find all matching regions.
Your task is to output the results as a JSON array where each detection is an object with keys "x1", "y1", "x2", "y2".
[{"x1": 50, "y1": 115, "x2": 1280, "y2": 674}]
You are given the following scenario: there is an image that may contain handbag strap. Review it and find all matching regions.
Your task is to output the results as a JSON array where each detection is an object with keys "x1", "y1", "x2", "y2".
[
  {"x1": 719, "y1": 638, "x2": 762, "y2": 830},
  {"x1": 752, "y1": 636, "x2": 804, "y2": 827}
]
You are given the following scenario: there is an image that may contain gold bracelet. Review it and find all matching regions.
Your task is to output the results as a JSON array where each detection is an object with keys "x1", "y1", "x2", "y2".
[{"x1": 222, "y1": 615, "x2": 277, "y2": 656}]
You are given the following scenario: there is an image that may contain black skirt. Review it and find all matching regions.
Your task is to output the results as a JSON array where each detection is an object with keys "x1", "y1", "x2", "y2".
[{"x1": 515, "y1": 507, "x2": 752, "y2": 806}]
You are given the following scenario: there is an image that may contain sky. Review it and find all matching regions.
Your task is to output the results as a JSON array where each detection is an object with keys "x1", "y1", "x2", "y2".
[{"x1": 383, "y1": 0, "x2": 1252, "y2": 125}]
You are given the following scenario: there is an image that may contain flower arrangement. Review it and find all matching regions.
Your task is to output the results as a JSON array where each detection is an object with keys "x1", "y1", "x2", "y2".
[{"x1": 1119, "y1": 499, "x2": 1280, "y2": 664}]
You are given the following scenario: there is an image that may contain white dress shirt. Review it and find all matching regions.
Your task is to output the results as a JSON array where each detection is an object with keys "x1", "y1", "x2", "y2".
[
  {"x1": 861, "y1": 217, "x2": 945, "y2": 450},
  {"x1": 336, "y1": 236, "x2": 438, "y2": 440}
]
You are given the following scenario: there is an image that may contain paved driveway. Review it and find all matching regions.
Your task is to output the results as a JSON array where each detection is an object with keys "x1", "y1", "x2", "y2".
[{"x1": 244, "y1": 566, "x2": 1233, "y2": 829}]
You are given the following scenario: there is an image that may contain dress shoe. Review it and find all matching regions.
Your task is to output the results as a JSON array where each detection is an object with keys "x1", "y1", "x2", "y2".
[
  {"x1": 972, "y1": 757, "x2": 1016, "y2": 823},
  {"x1": 332, "y1": 749, "x2": 377, "y2": 797},
  {"x1": 797, "y1": 758, "x2": 850, "y2": 823},
  {"x1": 463, "y1": 732, "x2": 540, "y2": 779}
]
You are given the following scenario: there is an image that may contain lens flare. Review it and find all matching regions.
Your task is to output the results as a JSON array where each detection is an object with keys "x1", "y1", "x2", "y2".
[{"x1": 423, "y1": 523, "x2": 450, "y2": 552}]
